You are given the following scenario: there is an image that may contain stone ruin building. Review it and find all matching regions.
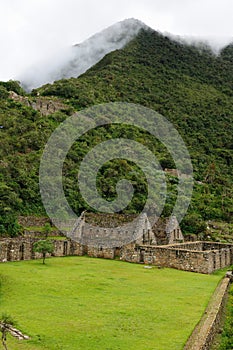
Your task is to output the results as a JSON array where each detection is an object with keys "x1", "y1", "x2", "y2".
[
  {"x1": 0, "y1": 213, "x2": 233, "y2": 274},
  {"x1": 66, "y1": 212, "x2": 184, "y2": 247}
]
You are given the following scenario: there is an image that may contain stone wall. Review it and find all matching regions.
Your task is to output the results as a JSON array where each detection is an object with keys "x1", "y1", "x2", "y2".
[
  {"x1": 86, "y1": 245, "x2": 116, "y2": 259},
  {"x1": 18, "y1": 216, "x2": 63, "y2": 237},
  {"x1": 154, "y1": 247, "x2": 214, "y2": 274},
  {"x1": 0, "y1": 238, "x2": 118, "y2": 263},
  {"x1": 18, "y1": 216, "x2": 50, "y2": 227},
  {"x1": 184, "y1": 276, "x2": 231, "y2": 350},
  {"x1": 121, "y1": 246, "x2": 213, "y2": 273},
  {"x1": 9, "y1": 91, "x2": 70, "y2": 116},
  {"x1": 121, "y1": 241, "x2": 233, "y2": 274},
  {"x1": 1, "y1": 238, "x2": 233, "y2": 274},
  {"x1": 0, "y1": 238, "x2": 84, "y2": 262},
  {"x1": 167, "y1": 242, "x2": 205, "y2": 250}
]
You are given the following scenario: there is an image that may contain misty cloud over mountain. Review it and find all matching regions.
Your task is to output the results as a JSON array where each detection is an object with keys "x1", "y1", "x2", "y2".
[
  {"x1": 20, "y1": 19, "x2": 147, "y2": 91},
  {"x1": 19, "y1": 18, "x2": 232, "y2": 91}
]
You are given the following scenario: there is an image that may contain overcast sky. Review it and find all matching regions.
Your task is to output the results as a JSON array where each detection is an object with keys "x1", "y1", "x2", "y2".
[{"x1": 0, "y1": 0, "x2": 232, "y2": 81}]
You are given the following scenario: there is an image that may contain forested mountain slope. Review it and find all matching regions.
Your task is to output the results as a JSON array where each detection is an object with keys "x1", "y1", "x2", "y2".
[{"x1": 0, "y1": 27, "x2": 232, "y2": 238}]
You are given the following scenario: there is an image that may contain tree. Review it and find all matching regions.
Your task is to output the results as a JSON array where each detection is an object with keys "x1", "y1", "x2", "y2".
[
  {"x1": 0, "y1": 313, "x2": 16, "y2": 350},
  {"x1": 0, "y1": 80, "x2": 25, "y2": 95},
  {"x1": 33, "y1": 240, "x2": 54, "y2": 264},
  {"x1": 0, "y1": 182, "x2": 23, "y2": 237},
  {"x1": 42, "y1": 223, "x2": 52, "y2": 238},
  {"x1": 180, "y1": 213, "x2": 207, "y2": 236}
]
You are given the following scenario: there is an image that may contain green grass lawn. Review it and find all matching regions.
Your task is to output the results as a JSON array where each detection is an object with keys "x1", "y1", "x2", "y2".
[{"x1": 0, "y1": 256, "x2": 224, "y2": 350}]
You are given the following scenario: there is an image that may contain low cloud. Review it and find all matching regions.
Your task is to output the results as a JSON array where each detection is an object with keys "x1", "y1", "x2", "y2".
[
  {"x1": 0, "y1": 0, "x2": 232, "y2": 84},
  {"x1": 167, "y1": 32, "x2": 232, "y2": 54},
  {"x1": 20, "y1": 19, "x2": 146, "y2": 91},
  {"x1": 20, "y1": 17, "x2": 232, "y2": 91}
]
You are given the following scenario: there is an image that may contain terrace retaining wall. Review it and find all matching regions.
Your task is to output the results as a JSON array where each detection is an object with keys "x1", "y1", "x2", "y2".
[{"x1": 184, "y1": 275, "x2": 232, "y2": 350}]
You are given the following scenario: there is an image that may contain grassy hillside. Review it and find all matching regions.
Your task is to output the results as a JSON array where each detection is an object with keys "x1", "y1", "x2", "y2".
[
  {"x1": 0, "y1": 256, "x2": 224, "y2": 350},
  {"x1": 0, "y1": 28, "x2": 232, "y2": 237}
]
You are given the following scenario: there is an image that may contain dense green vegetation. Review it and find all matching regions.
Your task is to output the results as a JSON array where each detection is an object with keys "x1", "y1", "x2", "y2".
[
  {"x1": 0, "y1": 256, "x2": 224, "y2": 350},
  {"x1": 213, "y1": 283, "x2": 233, "y2": 350},
  {"x1": 0, "y1": 28, "x2": 232, "y2": 236}
]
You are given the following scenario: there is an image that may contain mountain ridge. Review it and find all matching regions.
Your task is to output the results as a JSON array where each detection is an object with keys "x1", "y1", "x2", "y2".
[{"x1": 20, "y1": 18, "x2": 232, "y2": 91}]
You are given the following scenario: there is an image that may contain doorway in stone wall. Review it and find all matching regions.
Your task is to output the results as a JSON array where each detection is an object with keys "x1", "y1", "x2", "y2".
[
  {"x1": 213, "y1": 253, "x2": 216, "y2": 270},
  {"x1": 140, "y1": 250, "x2": 145, "y2": 263},
  {"x1": 19, "y1": 244, "x2": 24, "y2": 260},
  {"x1": 63, "y1": 241, "x2": 68, "y2": 256},
  {"x1": 114, "y1": 247, "x2": 121, "y2": 259}
]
